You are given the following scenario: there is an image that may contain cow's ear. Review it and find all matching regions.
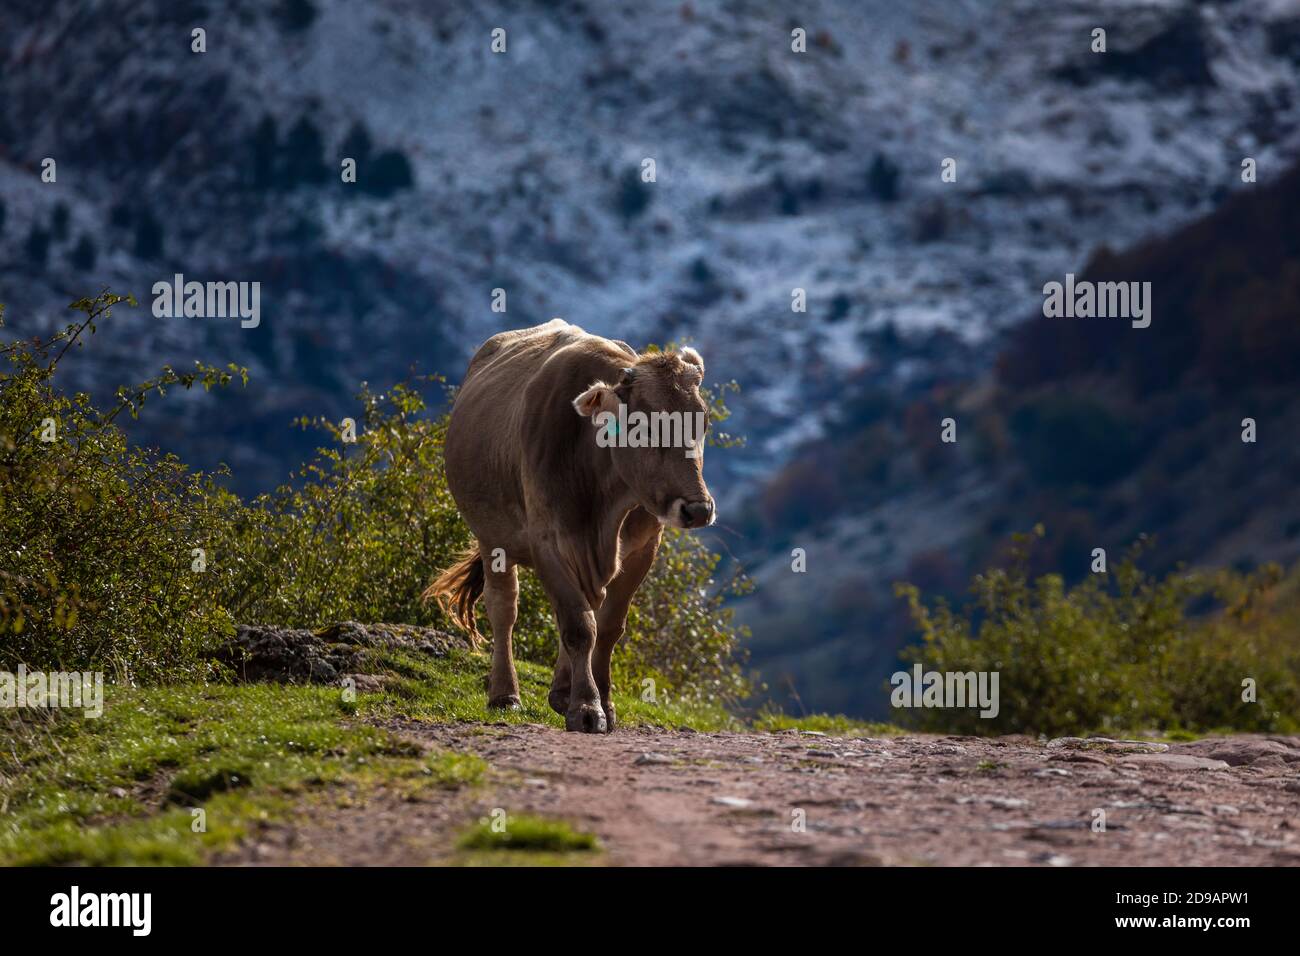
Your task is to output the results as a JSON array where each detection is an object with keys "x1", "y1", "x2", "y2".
[
  {"x1": 572, "y1": 381, "x2": 620, "y2": 419},
  {"x1": 680, "y1": 346, "x2": 704, "y2": 376}
]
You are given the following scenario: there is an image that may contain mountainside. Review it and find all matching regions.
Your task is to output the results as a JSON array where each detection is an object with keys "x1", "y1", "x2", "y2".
[
  {"x1": 4, "y1": 0, "x2": 1300, "y2": 714},
  {"x1": 737, "y1": 158, "x2": 1300, "y2": 718}
]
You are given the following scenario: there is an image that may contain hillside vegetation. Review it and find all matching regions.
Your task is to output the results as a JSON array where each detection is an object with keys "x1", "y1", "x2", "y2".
[
  {"x1": 0, "y1": 292, "x2": 750, "y2": 703},
  {"x1": 738, "y1": 162, "x2": 1300, "y2": 718},
  {"x1": 3, "y1": 290, "x2": 1298, "y2": 741},
  {"x1": 899, "y1": 528, "x2": 1300, "y2": 736}
]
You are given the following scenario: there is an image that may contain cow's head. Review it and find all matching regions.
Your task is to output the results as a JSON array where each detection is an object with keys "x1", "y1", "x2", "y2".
[{"x1": 572, "y1": 347, "x2": 716, "y2": 529}]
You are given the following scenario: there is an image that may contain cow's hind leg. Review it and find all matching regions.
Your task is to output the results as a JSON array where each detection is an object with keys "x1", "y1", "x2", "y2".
[
  {"x1": 593, "y1": 524, "x2": 661, "y2": 732},
  {"x1": 482, "y1": 558, "x2": 521, "y2": 709}
]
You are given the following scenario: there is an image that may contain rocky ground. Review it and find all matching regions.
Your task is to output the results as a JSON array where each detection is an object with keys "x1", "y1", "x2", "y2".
[
  {"x1": 214, "y1": 621, "x2": 464, "y2": 685},
  {"x1": 223, "y1": 723, "x2": 1300, "y2": 866}
]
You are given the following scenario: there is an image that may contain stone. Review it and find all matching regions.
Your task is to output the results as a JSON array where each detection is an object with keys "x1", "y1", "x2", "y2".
[
  {"x1": 711, "y1": 796, "x2": 754, "y2": 808},
  {"x1": 1176, "y1": 736, "x2": 1300, "y2": 767},
  {"x1": 212, "y1": 621, "x2": 467, "y2": 685},
  {"x1": 635, "y1": 752, "x2": 675, "y2": 766},
  {"x1": 1048, "y1": 752, "x2": 1110, "y2": 766},
  {"x1": 958, "y1": 795, "x2": 1030, "y2": 809},
  {"x1": 341, "y1": 673, "x2": 387, "y2": 693},
  {"x1": 1046, "y1": 736, "x2": 1168, "y2": 753},
  {"x1": 1120, "y1": 754, "x2": 1230, "y2": 772}
]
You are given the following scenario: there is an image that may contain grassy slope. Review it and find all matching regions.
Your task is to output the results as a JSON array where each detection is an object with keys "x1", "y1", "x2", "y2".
[{"x1": 0, "y1": 647, "x2": 888, "y2": 865}]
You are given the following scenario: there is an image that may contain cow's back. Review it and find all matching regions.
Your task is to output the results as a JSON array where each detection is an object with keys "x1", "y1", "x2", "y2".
[{"x1": 444, "y1": 320, "x2": 628, "y2": 550}]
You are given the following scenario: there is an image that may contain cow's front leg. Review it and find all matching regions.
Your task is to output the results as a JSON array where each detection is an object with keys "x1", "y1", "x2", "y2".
[
  {"x1": 548, "y1": 646, "x2": 572, "y2": 717},
  {"x1": 482, "y1": 558, "x2": 521, "y2": 709},
  {"x1": 553, "y1": 602, "x2": 605, "y2": 733},
  {"x1": 593, "y1": 524, "x2": 661, "y2": 732},
  {"x1": 535, "y1": 551, "x2": 606, "y2": 733}
]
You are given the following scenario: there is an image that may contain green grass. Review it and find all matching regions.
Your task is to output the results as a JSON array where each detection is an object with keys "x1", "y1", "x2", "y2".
[
  {"x1": 424, "y1": 750, "x2": 489, "y2": 789},
  {"x1": 751, "y1": 711, "x2": 903, "y2": 737},
  {"x1": 0, "y1": 684, "x2": 477, "y2": 866},
  {"x1": 454, "y1": 813, "x2": 600, "y2": 865},
  {"x1": 1152, "y1": 728, "x2": 1205, "y2": 743},
  {"x1": 0, "y1": 646, "x2": 902, "y2": 866},
  {"x1": 364, "y1": 646, "x2": 740, "y2": 732}
]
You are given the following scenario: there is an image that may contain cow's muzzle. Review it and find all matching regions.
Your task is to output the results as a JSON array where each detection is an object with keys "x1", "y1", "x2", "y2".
[{"x1": 670, "y1": 497, "x2": 716, "y2": 529}]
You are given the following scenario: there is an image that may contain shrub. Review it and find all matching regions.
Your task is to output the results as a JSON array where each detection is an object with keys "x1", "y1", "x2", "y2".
[
  {"x1": 895, "y1": 527, "x2": 1300, "y2": 735},
  {"x1": 69, "y1": 235, "x2": 97, "y2": 271},
  {"x1": 0, "y1": 293, "x2": 244, "y2": 681},
  {"x1": 340, "y1": 123, "x2": 373, "y2": 166},
  {"x1": 273, "y1": 0, "x2": 317, "y2": 32},
  {"x1": 283, "y1": 116, "x2": 330, "y2": 187},
  {"x1": 867, "y1": 153, "x2": 901, "y2": 202},
  {"x1": 24, "y1": 225, "x2": 49, "y2": 268},
  {"x1": 250, "y1": 116, "x2": 279, "y2": 191},
  {"x1": 615, "y1": 167, "x2": 652, "y2": 221},
  {"x1": 618, "y1": 529, "x2": 752, "y2": 707},
  {"x1": 133, "y1": 209, "x2": 163, "y2": 259},
  {"x1": 212, "y1": 379, "x2": 460, "y2": 629},
  {"x1": 361, "y1": 151, "x2": 414, "y2": 198},
  {"x1": 50, "y1": 203, "x2": 70, "y2": 242}
]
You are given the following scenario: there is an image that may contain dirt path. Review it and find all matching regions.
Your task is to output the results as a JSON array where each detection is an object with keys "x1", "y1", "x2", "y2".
[{"x1": 225, "y1": 724, "x2": 1300, "y2": 866}]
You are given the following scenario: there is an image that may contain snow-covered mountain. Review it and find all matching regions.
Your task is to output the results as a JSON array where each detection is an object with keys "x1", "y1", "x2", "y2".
[{"x1": 5, "y1": 0, "x2": 1300, "y2": 484}]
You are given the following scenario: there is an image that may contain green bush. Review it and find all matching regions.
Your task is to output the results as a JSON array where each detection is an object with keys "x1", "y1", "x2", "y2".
[
  {"x1": 619, "y1": 529, "x2": 752, "y2": 706},
  {"x1": 0, "y1": 293, "x2": 243, "y2": 681},
  {"x1": 211, "y1": 380, "x2": 464, "y2": 630},
  {"x1": 1, "y1": 293, "x2": 751, "y2": 704},
  {"x1": 895, "y1": 527, "x2": 1300, "y2": 735}
]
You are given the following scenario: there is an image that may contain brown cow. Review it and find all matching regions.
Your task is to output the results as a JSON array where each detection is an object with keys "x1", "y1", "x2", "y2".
[{"x1": 425, "y1": 319, "x2": 716, "y2": 733}]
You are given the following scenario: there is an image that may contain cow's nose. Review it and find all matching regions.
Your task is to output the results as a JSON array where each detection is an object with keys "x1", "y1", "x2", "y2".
[{"x1": 683, "y1": 500, "x2": 714, "y2": 528}]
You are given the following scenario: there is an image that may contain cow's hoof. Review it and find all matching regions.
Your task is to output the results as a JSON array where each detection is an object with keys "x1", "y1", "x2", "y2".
[
  {"x1": 548, "y1": 686, "x2": 570, "y2": 716},
  {"x1": 565, "y1": 703, "x2": 608, "y2": 734},
  {"x1": 487, "y1": 693, "x2": 521, "y2": 710}
]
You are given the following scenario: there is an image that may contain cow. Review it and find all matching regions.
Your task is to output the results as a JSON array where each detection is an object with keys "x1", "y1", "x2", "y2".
[{"x1": 424, "y1": 319, "x2": 716, "y2": 733}]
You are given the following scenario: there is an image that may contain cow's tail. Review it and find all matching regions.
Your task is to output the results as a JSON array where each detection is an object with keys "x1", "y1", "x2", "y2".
[{"x1": 422, "y1": 545, "x2": 485, "y2": 647}]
